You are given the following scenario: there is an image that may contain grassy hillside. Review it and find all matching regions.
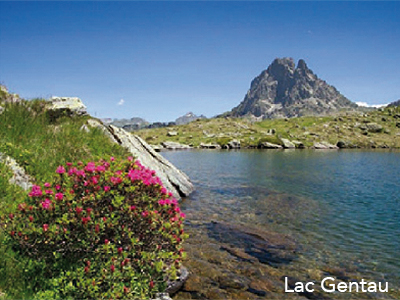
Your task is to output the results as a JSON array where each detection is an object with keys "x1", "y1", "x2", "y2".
[
  {"x1": 0, "y1": 92, "x2": 129, "y2": 298},
  {"x1": 135, "y1": 108, "x2": 400, "y2": 149}
]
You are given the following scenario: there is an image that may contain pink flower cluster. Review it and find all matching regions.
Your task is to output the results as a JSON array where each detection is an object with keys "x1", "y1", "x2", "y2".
[
  {"x1": 28, "y1": 185, "x2": 43, "y2": 197},
  {"x1": 127, "y1": 163, "x2": 163, "y2": 186}
]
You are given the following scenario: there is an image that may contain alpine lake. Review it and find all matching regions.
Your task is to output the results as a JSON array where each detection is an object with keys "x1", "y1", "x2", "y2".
[{"x1": 161, "y1": 149, "x2": 400, "y2": 300}]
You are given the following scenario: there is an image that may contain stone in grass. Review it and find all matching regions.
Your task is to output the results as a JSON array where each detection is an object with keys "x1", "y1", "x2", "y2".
[{"x1": 46, "y1": 96, "x2": 87, "y2": 121}]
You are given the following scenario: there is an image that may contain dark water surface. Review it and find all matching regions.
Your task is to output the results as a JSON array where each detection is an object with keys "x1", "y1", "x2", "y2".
[{"x1": 162, "y1": 149, "x2": 400, "y2": 299}]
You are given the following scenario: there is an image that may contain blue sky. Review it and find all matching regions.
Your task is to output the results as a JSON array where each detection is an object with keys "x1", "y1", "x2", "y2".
[{"x1": 1, "y1": 1, "x2": 399, "y2": 122}]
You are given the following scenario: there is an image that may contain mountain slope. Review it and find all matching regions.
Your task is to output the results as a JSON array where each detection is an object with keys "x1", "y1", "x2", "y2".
[{"x1": 229, "y1": 57, "x2": 358, "y2": 119}]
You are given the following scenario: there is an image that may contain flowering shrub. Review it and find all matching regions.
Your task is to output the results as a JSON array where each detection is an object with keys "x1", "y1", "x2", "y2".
[{"x1": 5, "y1": 157, "x2": 187, "y2": 299}]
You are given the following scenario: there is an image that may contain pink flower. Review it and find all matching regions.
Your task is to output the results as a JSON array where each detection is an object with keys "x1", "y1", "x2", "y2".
[
  {"x1": 86, "y1": 207, "x2": 93, "y2": 214},
  {"x1": 85, "y1": 162, "x2": 96, "y2": 173},
  {"x1": 118, "y1": 247, "x2": 123, "y2": 255},
  {"x1": 29, "y1": 185, "x2": 43, "y2": 197},
  {"x1": 41, "y1": 199, "x2": 51, "y2": 210},
  {"x1": 161, "y1": 187, "x2": 168, "y2": 195},
  {"x1": 44, "y1": 182, "x2": 51, "y2": 188},
  {"x1": 127, "y1": 156, "x2": 133, "y2": 161},
  {"x1": 55, "y1": 193, "x2": 63, "y2": 201},
  {"x1": 142, "y1": 211, "x2": 149, "y2": 217},
  {"x1": 55, "y1": 184, "x2": 61, "y2": 190},
  {"x1": 81, "y1": 217, "x2": 91, "y2": 225},
  {"x1": 91, "y1": 176, "x2": 98, "y2": 185},
  {"x1": 129, "y1": 205, "x2": 136, "y2": 211},
  {"x1": 68, "y1": 167, "x2": 77, "y2": 176},
  {"x1": 66, "y1": 162, "x2": 72, "y2": 167},
  {"x1": 110, "y1": 264, "x2": 115, "y2": 272},
  {"x1": 110, "y1": 157, "x2": 115, "y2": 162},
  {"x1": 76, "y1": 207, "x2": 83, "y2": 214},
  {"x1": 43, "y1": 224, "x2": 49, "y2": 232},
  {"x1": 95, "y1": 165, "x2": 105, "y2": 172},
  {"x1": 104, "y1": 186, "x2": 111, "y2": 192},
  {"x1": 56, "y1": 165, "x2": 66, "y2": 174},
  {"x1": 180, "y1": 212, "x2": 186, "y2": 219},
  {"x1": 45, "y1": 189, "x2": 53, "y2": 195},
  {"x1": 105, "y1": 239, "x2": 109, "y2": 244}
]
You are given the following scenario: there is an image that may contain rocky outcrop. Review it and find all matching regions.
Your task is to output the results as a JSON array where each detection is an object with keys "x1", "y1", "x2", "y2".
[
  {"x1": 280, "y1": 138, "x2": 295, "y2": 149},
  {"x1": 106, "y1": 125, "x2": 194, "y2": 199},
  {"x1": 259, "y1": 142, "x2": 282, "y2": 149},
  {"x1": 167, "y1": 131, "x2": 178, "y2": 137},
  {"x1": 365, "y1": 123, "x2": 383, "y2": 133},
  {"x1": 226, "y1": 139, "x2": 241, "y2": 149},
  {"x1": 0, "y1": 152, "x2": 33, "y2": 190},
  {"x1": 200, "y1": 143, "x2": 221, "y2": 149},
  {"x1": 312, "y1": 142, "x2": 339, "y2": 149},
  {"x1": 46, "y1": 97, "x2": 87, "y2": 121},
  {"x1": 228, "y1": 58, "x2": 358, "y2": 119}
]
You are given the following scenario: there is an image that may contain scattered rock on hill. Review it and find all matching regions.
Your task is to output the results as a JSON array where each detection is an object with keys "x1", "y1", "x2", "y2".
[
  {"x1": 365, "y1": 123, "x2": 383, "y2": 133},
  {"x1": 226, "y1": 139, "x2": 241, "y2": 149},
  {"x1": 312, "y1": 142, "x2": 339, "y2": 149},
  {"x1": 167, "y1": 131, "x2": 178, "y2": 136},
  {"x1": 162, "y1": 141, "x2": 192, "y2": 150},
  {"x1": 0, "y1": 152, "x2": 33, "y2": 190},
  {"x1": 200, "y1": 143, "x2": 221, "y2": 149},
  {"x1": 280, "y1": 138, "x2": 295, "y2": 149},
  {"x1": 259, "y1": 142, "x2": 283, "y2": 149}
]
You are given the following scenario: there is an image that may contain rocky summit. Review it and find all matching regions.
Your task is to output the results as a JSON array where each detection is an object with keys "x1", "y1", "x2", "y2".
[{"x1": 228, "y1": 57, "x2": 358, "y2": 119}]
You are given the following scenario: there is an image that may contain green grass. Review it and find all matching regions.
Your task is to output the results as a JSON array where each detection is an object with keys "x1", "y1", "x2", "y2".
[
  {"x1": 0, "y1": 96, "x2": 130, "y2": 298},
  {"x1": 134, "y1": 107, "x2": 400, "y2": 149}
]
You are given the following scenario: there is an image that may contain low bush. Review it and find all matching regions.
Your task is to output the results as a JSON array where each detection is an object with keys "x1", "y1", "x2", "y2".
[{"x1": 3, "y1": 157, "x2": 187, "y2": 299}]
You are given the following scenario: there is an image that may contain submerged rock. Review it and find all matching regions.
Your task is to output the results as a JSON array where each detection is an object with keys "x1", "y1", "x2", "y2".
[{"x1": 208, "y1": 221, "x2": 299, "y2": 267}]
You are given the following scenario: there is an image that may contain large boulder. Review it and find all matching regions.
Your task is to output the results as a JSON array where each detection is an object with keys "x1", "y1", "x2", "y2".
[
  {"x1": 107, "y1": 125, "x2": 194, "y2": 199},
  {"x1": 227, "y1": 139, "x2": 241, "y2": 149},
  {"x1": 365, "y1": 123, "x2": 383, "y2": 133},
  {"x1": 312, "y1": 141, "x2": 338, "y2": 149},
  {"x1": 47, "y1": 97, "x2": 87, "y2": 120},
  {"x1": 280, "y1": 138, "x2": 295, "y2": 149},
  {"x1": 0, "y1": 152, "x2": 33, "y2": 191},
  {"x1": 259, "y1": 142, "x2": 282, "y2": 149},
  {"x1": 200, "y1": 143, "x2": 221, "y2": 149}
]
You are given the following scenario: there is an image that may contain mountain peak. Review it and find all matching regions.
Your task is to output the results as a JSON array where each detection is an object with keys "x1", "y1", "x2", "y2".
[{"x1": 229, "y1": 57, "x2": 357, "y2": 119}]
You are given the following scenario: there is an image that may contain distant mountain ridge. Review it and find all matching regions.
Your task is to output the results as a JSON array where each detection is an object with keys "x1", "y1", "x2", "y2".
[
  {"x1": 110, "y1": 112, "x2": 207, "y2": 131},
  {"x1": 175, "y1": 112, "x2": 206, "y2": 125},
  {"x1": 227, "y1": 57, "x2": 358, "y2": 119}
]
